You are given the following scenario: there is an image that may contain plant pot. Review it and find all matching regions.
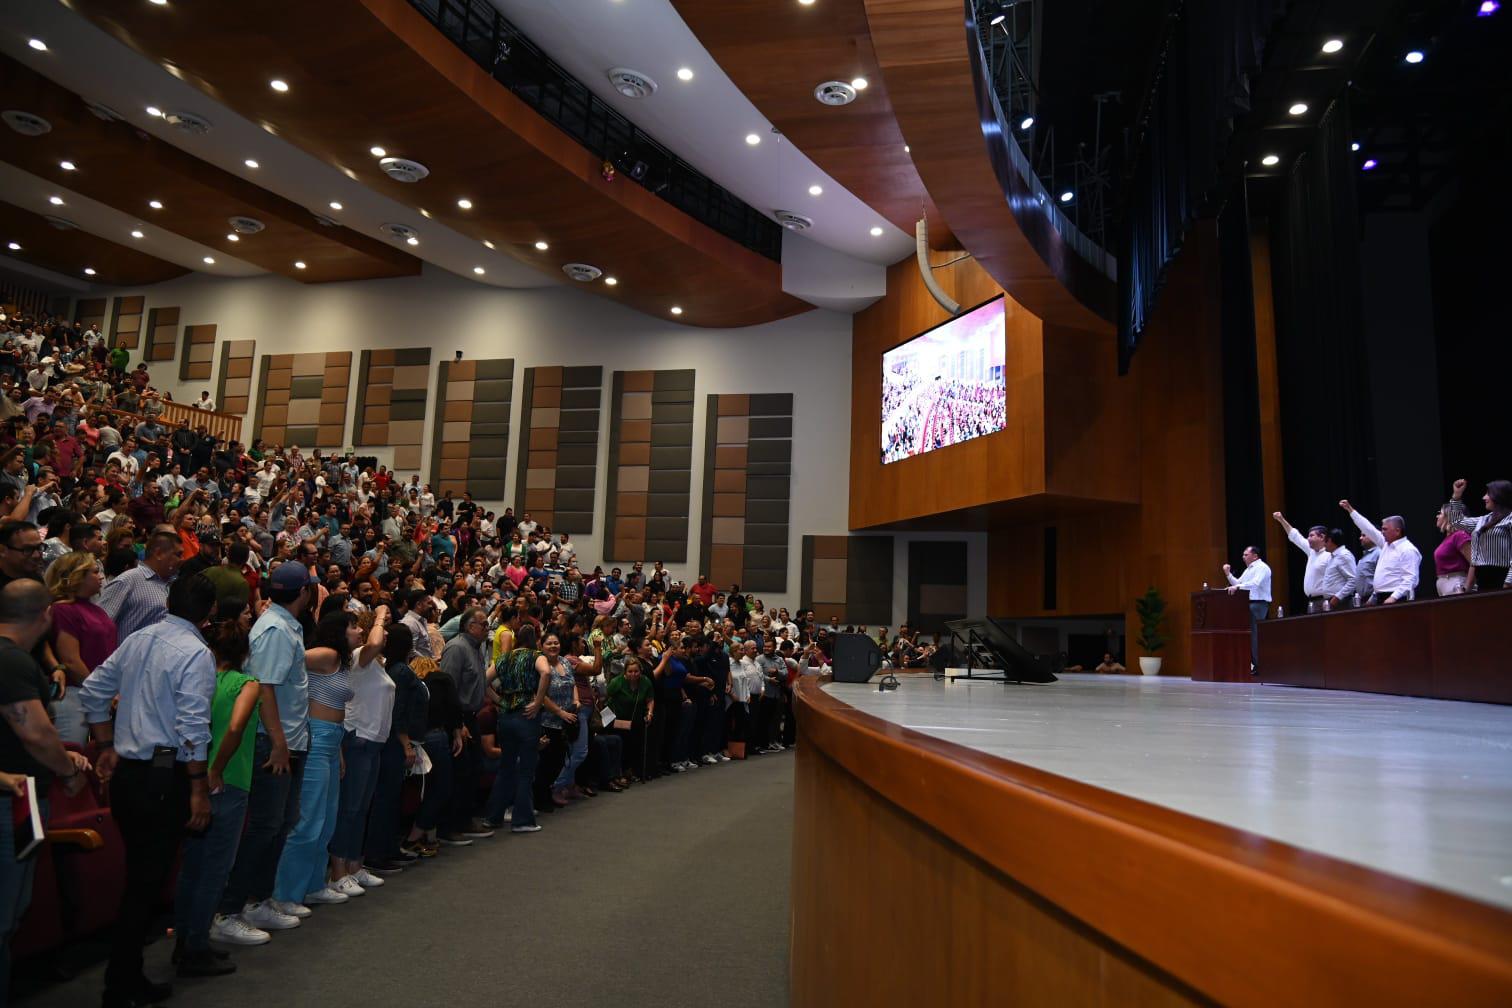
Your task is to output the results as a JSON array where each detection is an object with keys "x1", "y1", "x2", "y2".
[{"x1": 1138, "y1": 657, "x2": 1163, "y2": 677}]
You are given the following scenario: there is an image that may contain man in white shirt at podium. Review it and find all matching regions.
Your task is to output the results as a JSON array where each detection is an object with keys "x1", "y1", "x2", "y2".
[{"x1": 1222, "y1": 545, "x2": 1273, "y2": 673}]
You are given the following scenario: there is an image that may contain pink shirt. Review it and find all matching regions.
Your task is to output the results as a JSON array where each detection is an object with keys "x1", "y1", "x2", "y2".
[
  {"x1": 49, "y1": 598, "x2": 119, "y2": 677},
  {"x1": 1434, "y1": 530, "x2": 1471, "y2": 575}
]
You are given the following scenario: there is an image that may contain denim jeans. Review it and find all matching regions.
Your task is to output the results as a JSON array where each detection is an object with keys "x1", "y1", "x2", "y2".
[
  {"x1": 51, "y1": 689, "x2": 88, "y2": 745},
  {"x1": 219, "y1": 735, "x2": 305, "y2": 914},
  {"x1": 364, "y1": 735, "x2": 406, "y2": 863},
  {"x1": 0, "y1": 795, "x2": 41, "y2": 998},
  {"x1": 328, "y1": 732, "x2": 383, "y2": 861},
  {"x1": 175, "y1": 787, "x2": 249, "y2": 950},
  {"x1": 414, "y1": 729, "x2": 453, "y2": 832},
  {"x1": 489, "y1": 710, "x2": 540, "y2": 827},
  {"x1": 552, "y1": 709, "x2": 591, "y2": 791},
  {"x1": 273, "y1": 719, "x2": 343, "y2": 902},
  {"x1": 672, "y1": 698, "x2": 698, "y2": 764}
]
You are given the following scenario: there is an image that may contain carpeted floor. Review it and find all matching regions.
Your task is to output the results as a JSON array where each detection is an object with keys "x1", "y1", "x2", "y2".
[{"x1": 15, "y1": 750, "x2": 794, "y2": 1008}]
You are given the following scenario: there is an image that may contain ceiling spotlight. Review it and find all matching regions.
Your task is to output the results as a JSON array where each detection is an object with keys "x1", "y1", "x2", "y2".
[
  {"x1": 406, "y1": 236, "x2": 418, "y2": 246},
  {"x1": 991, "y1": 13, "x2": 1006, "y2": 25},
  {"x1": 1019, "y1": 116, "x2": 1034, "y2": 130},
  {"x1": 1362, "y1": 158, "x2": 1378, "y2": 170},
  {"x1": 808, "y1": 184, "x2": 823, "y2": 196},
  {"x1": 203, "y1": 256, "x2": 215, "y2": 264},
  {"x1": 244, "y1": 158, "x2": 259, "y2": 169},
  {"x1": 1288, "y1": 102, "x2": 1308, "y2": 116},
  {"x1": 28, "y1": 39, "x2": 48, "y2": 52},
  {"x1": 146, "y1": 106, "x2": 162, "y2": 117},
  {"x1": 869, "y1": 226, "x2": 883, "y2": 236},
  {"x1": 1322, "y1": 38, "x2": 1344, "y2": 53},
  {"x1": 150, "y1": 0, "x2": 168, "y2": 5},
  {"x1": 456, "y1": 198, "x2": 472, "y2": 210},
  {"x1": 419, "y1": 208, "x2": 432, "y2": 219},
  {"x1": 6, "y1": 242, "x2": 19, "y2": 251},
  {"x1": 149, "y1": 199, "x2": 163, "y2": 209},
  {"x1": 483, "y1": 240, "x2": 496, "y2": 249},
  {"x1": 269, "y1": 79, "x2": 289, "y2": 92},
  {"x1": 670, "y1": 306, "x2": 683, "y2": 315},
  {"x1": 850, "y1": 77, "x2": 868, "y2": 90},
  {"x1": 84, "y1": 267, "x2": 96, "y2": 276},
  {"x1": 904, "y1": 144, "x2": 910, "y2": 153},
  {"x1": 59, "y1": 160, "x2": 76, "y2": 171},
  {"x1": 226, "y1": 233, "x2": 239, "y2": 242},
  {"x1": 798, "y1": 0, "x2": 815, "y2": 5},
  {"x1": 1404, "y1": 50, "x2": 1424, "y2": 64},
  {"x1": 473, "y1": 266, "x2": 485, "y2": 275},
  {"x1": 1479, "y1": 1, "x2": 1500, "y2": 15},
  {"x1": 1351, "y1": 142, "x2": 1361, "y2": 152},
  {"x1": 130, "y1": 229, "x2": 145, "y2": 238},
  {"x1": 534, "y1": 240, "x2": 549, "y2": 251},
  {"x1": 369, "y1": 146, "x2": 386, "y2": 157},
  {"x1": 1261, "y1": 154, "x2": 1280, "y2": 166},
  {"x1": 328, "y1": 201, "x2": 343, "y2": 211},
  {"x1": 294, "y1": 260, "x2": 307, "y2": 269},
  {"x1": 605, "y1": 276, "x2": 618, "y2": 286},
  {"x1": 1059, "y1": 190, "x2": 1074, "y2": 203},
  {"x1": 48, "y1": 196, "x2": 64, "y2": 206},
  {"x1": 677, "y1": 67, "x2": 694, "y2": 81},
  {"x1": 745, "y1": 133, "x2": 761, "y2": 146}
]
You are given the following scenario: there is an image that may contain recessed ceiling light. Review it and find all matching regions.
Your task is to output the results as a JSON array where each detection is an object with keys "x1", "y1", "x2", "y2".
[
  {"x1": 1362, "y1": 158, "x2": 1378, "y2": 170},
  {"x1": 226, "y1": 233, "x2": 239, "y2": 242},
  {"x1": 150, "y1": 0, "x2": 169, "y2": 6},
  {"x1": 1019, "y1": 116, "x2": 1034, "y2": 130},
  {"x1": 146, "y1": 106, "x2": 162, "y2": 117},
  {"x1": 670, "y1": 306, "x2": 683, "y2": 315},
  {"x1": 6, "y1": 243, "x2": 19, "y2": 251},
  {"x1": 605, "y1": 276, "x2": 618, "y2": 286},
  {"x1": 456, "y1": 198, "x2": 472, "y2": 209},
  {"x1": 48, "y1": 196, "x2": 64, "y2": 206},
  {"x1": 59, "y1": 160, "x2": 76, "y2": 171},
  {"x1": 904, "y1": 144, "x2": 910, "y2": 153},
  {"x1": 1261, "y1": 154, "x2": 1280, "y2": 166},
  {"x1": 84, "y1": 268, "x2": 96, "y2": 276},
  {"x1": 850, "y1": 77, "x2": 868, "y2": 90},
  {"x1": 1404, "y1": 50, "x2": 1424, "y2": 64},
  {"x1": 130, "y1": 229, "x2": 144, "y2": 238},
  {"x1": 473, "y1": 266, "x2": 485, "y2": 275},
  {"x1": 149, "y1": 199, "x2": 163, "y2": 209},
  {"x1": 808, "y1": 184, "x2": 823, "y2": 196},
  {"x1": 798, "y1": 0, "x2": 815, "y2": 5},
  {"x1": 1322, "y1": 39, "x2": 1344, "y2": 53},
  {"x1": 1351, "y1": 142, "x2": 1361, "y2": 152},
  {"x1": 369, "y1": 146, "x2": 386, "y2": 157},
  {"x1": 534, "y1": 240, "x2": 549, "y2": 251},
  {"x1": 269, "y1": 79, "x2": 289, "y2": 92},
  {"x1": 294, "y1": 260, "x2": 307, "y2": 269},
  {"x1": 28, "y1": 39, "x2": 47, "y2": 52},
  {"x1": 203, "y1": 256, "x2": 215, "y2": 264},
  {"x1": 677, "y1": 67, "x2": 694, "y2": 81},
  {"x1": 1059, "y1": 190, "x2": 1074, "y2": 203},
  {"x1": 483, "y1": 240, "x2": 496, "y2": 249},
  {"x1": 328, "y1": 201, "x2": 343, "y2": 211},
  {"x1": 869, "y1": 226, "x2": 883, "y2": 236},
  {"x1": 419, "y1": 208, "x2": 432, "y2": 219},
  {"x1": 1288, "y1": 102, "x2": 1308, "y2": 116},
  {"x1": 745, "y1": 133, "x2": 761, "y2": 146},
  {"x1": 244, "y1": 158, "x2": 260, "y2": 169},
  {"x1": 406, "y1": 236, "x2": 419, "y2": 246}
]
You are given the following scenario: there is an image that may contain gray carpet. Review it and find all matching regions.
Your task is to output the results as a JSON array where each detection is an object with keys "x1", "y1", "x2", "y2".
[{"x1": 17, "y1": 751, "x2": 794, "y2": 1008}]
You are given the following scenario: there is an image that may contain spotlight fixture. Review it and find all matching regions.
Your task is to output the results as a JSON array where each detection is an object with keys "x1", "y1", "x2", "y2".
[
  {"x1": 991, "y1": 13, "x2": 1006, "y2": 25},
  {"x1": 48, "y1": 196, "x2": 64, "y2": 206},
  {"x1": 203, "y1": 256, "x2": 215, "y2": 264},
  {"x1": 534, "y1": 240, "x2": 549, "y2": 251},
  {"x1": 130, "y1": 229, "x2": 145, "y2": 238},
  {"x1": 226, "y1": 233, "x2": 240, "y2": 242},
  {"x1": 369, "y1": 145, "x2": 386, "y2": 157},
  {"x1": 1404, "y1": 50, "x2": 1424, "y2": 63},
  {"x1": 1351, "y1": 142, "x2": 1360, "y2": 152},
  {"x1": 483, "y1": 240, "x2": 496, "y2": 249},
  {"x1": 1322, "y1": 39, "x2": 1344, "y2": 53},
  {"x1": 1288, "y1": 102, "x2": 1308, "y2": 116},
  {"x1": 850, "y1": 77, "x2": 868, "y2": 90},
  {"x1": 7, "y1": 242, "x2": 20, "y2": 251},
  {"x1": 328, "y1": 201, "x2": 343, "y2": 211},
  {"x1": 456, "y1": 198, "x2": 473, "y2": 210},
  {"x1": 146, "y1": 106, "x2": 162, "y2": 117},
  {"x1": 150, "y1": 0, "x2": 168, "y2": 5},
  {"x1": 808, "y1": 184, "x2": 823, "y2": 196},
  {"x1": 677, "y1": 67, "x2": 694, "y2": 81},
  {"x1": 473, "y1": 266, "x2": 485, "y2": 275},
  {"x1": 745, "y1": 133, "x2": 761, "y2": 146},
  {"x1": 270, "y1": 79, "x2": 289, "y2": 92},
  {"x1": 419, "y1": 208, "x2": 432, "y2": 219},
  {"x1": 904, "y1": 144, "x2": 910, "y2": 153},
  {"x1": 59, "y1": 160, "x2": 76, "y2": 171},
  {"x1": 406, "y1": 236, "x2": 418, "y2": 246},
  {"x1": 869, "y1": 226, "x2": 883, "y2": 236},
  {"x1": 149, "y1": 199, "x2": 163, "y2": 209},
  {"x1": 605, "y1": 277, "x2": 618, "y2": 286},
  {"x1": 1479, "y1": 1, "x2": 1500, "y2": 15},
  {"x1": 28, "y1": 39, "x2": 48, "y2": 52},
  {"x1": 294, "y1": 261, "x2": 307, "y2": 269},
  {"x1": 244, "y1": 158, "x2": 259, "y2": 169},
  {"x1": 670, "y1": 306, "x2": 683, "y2": 315},
  {"x1": 1059, "y1": 190, "x2": 1074, "y2": 203},
  {"x1": 1019, "y1": 115, "x2": 1034, "y2": 130},
  {"x1": 798, "y1": 0, "x2": 815, "y2": 5},
  {"x1": 1362, "y1": 158, "x2": 1378, "y2": 170},
  {"x1": 84, "y1": 267, "x2": 96, "y2": 275},
  {"x1": 1261, "y1": 154, "x2": 1280, "y2": 166}
]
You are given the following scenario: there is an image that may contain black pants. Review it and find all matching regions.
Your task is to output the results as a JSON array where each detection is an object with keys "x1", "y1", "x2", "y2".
[
  {"x1": 653, "y1": 687, "x2": 682, "y2": 772},
  {"x1": 756, "y1": 696, "x2": 783, "y2": 749},
  {"x1": 363, "y1": 735, "x2": 407, "y2": 863},
  {"x1": 781, "y1": 687, "x2": 797, "y2": 746},
  {"x1": 613, "y1": 720, "x2": 649, "y2": 779},
  {"x1": 533, "y1": 727, "x2": 567, "y2": 810},
  {"x1": 1475, "y1": 565, "x2": 1509, "y2": 591},
  {"x1": 443, "y1": 712, "x2": 481, "y2": 833},
  {"x1": 106, "y1": 760, "x2": 189, "y2": 995}
]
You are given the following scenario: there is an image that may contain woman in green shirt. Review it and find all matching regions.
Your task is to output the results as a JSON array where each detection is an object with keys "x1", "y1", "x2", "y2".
[
  {"x1": 606, "y1": 658, "x2": 655, "y2": 783},
  {"x1": 173, "y1": 610, "x2": 261, "y2": 972}
]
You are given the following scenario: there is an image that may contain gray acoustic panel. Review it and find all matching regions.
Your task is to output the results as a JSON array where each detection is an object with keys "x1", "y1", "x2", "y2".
[
  {"x1": 513, "y1": 365, "x2": 601, "y2": 535},
  {"x1": 603, "y1": 369, "x2": 695, "y2": 563},
  {"x1": 701, "y1": 392, "x2": 793, "y2": 592}
]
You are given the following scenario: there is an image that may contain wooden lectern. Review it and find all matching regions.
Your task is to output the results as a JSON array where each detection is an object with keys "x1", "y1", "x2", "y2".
[{"x1": 1190, "y1": 589, "x2": 1252, "y2": 682}]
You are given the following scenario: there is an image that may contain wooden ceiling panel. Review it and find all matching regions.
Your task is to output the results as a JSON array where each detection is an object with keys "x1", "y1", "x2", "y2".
[
  {"x1": 0, "y1": 199, "x2": 188, "y2": 288},
  {"x1": 671, "y1": 0, "x2": 955, "y2": 247},
  {"x1": 0, "y1": 56, "x2": 418, "y2": 285},
  {"x1": 69, "y1": 0, "x2": 809, "y2": 327}
]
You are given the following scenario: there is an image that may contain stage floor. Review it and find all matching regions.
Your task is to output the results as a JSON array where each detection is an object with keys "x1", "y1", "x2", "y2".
[{"x1": 824, "y1": 673, "x2": 1512, "y2": 910}]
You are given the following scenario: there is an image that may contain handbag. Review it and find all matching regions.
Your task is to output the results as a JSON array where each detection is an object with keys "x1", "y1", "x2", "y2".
[{"x1": 407, "y1": 742, "x2": 433, "y2": 777}]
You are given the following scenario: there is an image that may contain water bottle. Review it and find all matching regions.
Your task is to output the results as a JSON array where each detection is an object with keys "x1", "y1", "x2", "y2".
[
  {"x1": 1202, "y1": 581, "x2": 1209, "y2": 590},
  {"x1": 1277, "y1": 605, "x2": 1284, "y2": 618}
]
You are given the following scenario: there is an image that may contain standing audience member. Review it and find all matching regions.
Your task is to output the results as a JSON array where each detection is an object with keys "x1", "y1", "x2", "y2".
[
  {"x1": 1443, "y1": 478, "x2": 1512, "y2": 591},
  {"x1": 1433, "y1": 507, "x2": 1474, "y2": 597},
  {"x1": 328, "y1": 608, "x2": 392, "y2": 894},
  {"x1": 484, "y1": 624, "x2": 542, "y2": 830},
  {"x1": 97, "y1": 528, "x2": 182, "y2": 644},
  {"x1": 1341, "y1": 501, "x2": 1421, "y2": 605},
  {"x1": 44, "y1": 550, "x2": 117, "y2": 744}
]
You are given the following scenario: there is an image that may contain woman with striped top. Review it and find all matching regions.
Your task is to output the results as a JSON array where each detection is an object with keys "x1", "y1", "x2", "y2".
[{"x1": 1444, "y1": 479, "x2": 1512, "y2": 591}]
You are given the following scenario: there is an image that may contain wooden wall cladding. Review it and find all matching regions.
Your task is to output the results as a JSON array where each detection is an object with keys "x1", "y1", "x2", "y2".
[
  {"x1": 430, "y1": 357, "x2": 513, "y2": 499},
  {"x1": 179, "y1": 323, "x2": 216, "y2": 382},
  {"x1": 143, "y1": 306, "x2": 178, "y2": 363},
  {"x1": 254, "y1": 351, "x2": 351, "y2": 449},
  {"x1": 514, "y1": 366, "x2": 602, "y2": 534},
  {"x1": 73, "y1": 297, "x2": 107, "y2": 332},
  {"x1": 906, "y1": 540, "x2": 968, "y2": 633},
  {"x1": 700, "y1": 393, "x2": 794, "y2": 592},
  {"x1": 356, "y1": 347, "x2": 431, "y2": 471},
  {"x1": 800, "y1": 535, "x2": 893, "y2": 625},
  {"x1": 109, "y1": 295, "x2": 143, "y2": 350},
  {"x1": 216, "y1": 339, "x2": 254, "y2": 417},
  {"x1": 603, "y1": 370, "x2": 696, "y2": 564}
]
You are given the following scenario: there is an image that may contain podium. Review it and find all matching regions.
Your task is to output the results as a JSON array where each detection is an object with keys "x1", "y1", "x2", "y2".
[{"x1": 1190, "y1": 589, "x2": 1251, "y2": 682}]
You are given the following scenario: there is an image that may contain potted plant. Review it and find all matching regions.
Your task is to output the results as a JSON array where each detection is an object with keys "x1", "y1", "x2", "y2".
[{"x1": 1135, "y1": 586, "x2": 1167, "y2": 676}]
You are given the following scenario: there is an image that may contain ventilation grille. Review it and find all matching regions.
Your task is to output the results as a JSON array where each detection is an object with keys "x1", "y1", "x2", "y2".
[
  {"x1": 162, "y1": 110, "x2": 213, "y2": 134},
  {"x1": 379, "y1": 157, "x2": 429, "y2": 183},
  {"x1": 2, "y1": 110, "x2": 52, "y2": 136},
  {"x1": 813, "y1": 81, "x2": 858, "y2": 106},
  {"x1": 607, "y1": 67, "x2": 658, "y2": 99},
  {"x1": 562, "y1": 262, "x2": 603, "y2": 282},
  {"x1": 379, "y1": 222, "x2": 419, "y2": 242},
  {"x1": 773, "y1": 210, "x2": 813, "y2": 231},
  {"x1": 227, "y1": 216, "x2": 265, "y2": 235}
]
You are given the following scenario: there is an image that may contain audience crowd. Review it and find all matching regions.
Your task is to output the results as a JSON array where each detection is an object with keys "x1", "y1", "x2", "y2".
[{"x1": 879, "y1": 369, "x2": 1006, "y2": 464}]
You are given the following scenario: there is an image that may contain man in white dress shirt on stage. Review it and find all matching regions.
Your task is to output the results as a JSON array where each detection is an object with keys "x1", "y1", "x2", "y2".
[
  {"x1": 1222, "y1": 545, "x2": 1272, "y2": 672},
  {"x1": 1340, "y1": 501, "x2": 1420, "y2": 605},
  {"x1": 1274, "y1": 512, "x2": 1357, "y2": 612}
]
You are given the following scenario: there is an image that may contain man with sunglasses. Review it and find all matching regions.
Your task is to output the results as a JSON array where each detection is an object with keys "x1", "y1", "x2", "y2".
[{"x1": 0, "y1": 521, "x2": 68, "y2": 723}]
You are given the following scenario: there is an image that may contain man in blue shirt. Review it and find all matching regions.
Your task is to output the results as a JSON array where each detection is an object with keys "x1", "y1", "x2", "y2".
[
  {"x1": 98, "y1": 530, "x2": 182, "y2": 645},
  {"x1": 81, "y1": 574, "x2": 218, "y2": 1005},
  {"x1": 214, "y1": 562, "x2": 315, "y2": 942}
]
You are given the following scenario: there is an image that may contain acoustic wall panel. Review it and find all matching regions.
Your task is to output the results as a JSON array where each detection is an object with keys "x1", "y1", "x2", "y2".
[
  {"x1": 145, "y1": 306, "x2": 179, "y2": 364},
  {"x1": 179, "y1": 323, "x2": 216, "y2": 381},
  {"x1": 254, "y1": 351, "x2": 350, "y2": 448},
  {"x1": 907, "y1": 540, "x2": 969, "y2": 633},
  {"x1": 700, "y1": 393, "x2": 793, "y2": 592},
  {"x1": 801, "y1": 535, "x2": 894, "y2": 625},
  {"x1": 216, "y1": 339, "x2": 254, "y2": 417},
  {"x1": 604, "y1": 369, "x2": 695, "y2": 563},
  {"x1": 109, "y1": 295, "x2": 143, "y2": 349},
  {"x1": 356, "y1": 347, "x2": 432, "y2": 471},
  {"x1": 513, "y1": 365, "x2": 601, "y2": 534},
  {"x1": 74, "y1": 297, "x2": 106, "y2": 332},
  {"x1": 430, "y1": 357, "x2": 513, "y2": 499}
]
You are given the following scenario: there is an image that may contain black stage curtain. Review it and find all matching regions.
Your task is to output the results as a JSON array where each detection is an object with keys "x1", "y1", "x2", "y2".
[
  {"x1": 1217, "y1": 180, "x2": 1266, "y2": 561},
  {"x1": 1118, "y1": 0, "x2": 1281, "y2": 372},
  {"x1": 1268, "y1": 97, "x2": 1376, "y2": 604}
]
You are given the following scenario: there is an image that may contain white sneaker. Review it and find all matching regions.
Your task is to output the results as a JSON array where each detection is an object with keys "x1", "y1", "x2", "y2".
[
  {"x1": 241, "y1": 900, "x2": 300, "y2": 930},
  {"x1": 333, "y1": 876, "x2": 366, "y2": 898},
  {"x1": 353, "y1": 868, "x2": 385, "y2": 888},
  {"x1": 304, "y1": 887, "x2": 349, "y2": 905},
  {"x1": 716, "y1": 753, "x2": 732, "y2": 762},
  {"x1": 210, "y1": 913, "x2": 271, "y2": 945},
  {"x1": 269, "y1": 899, "x2": 311, "y2": 919},
  {"x1": 699, "y1": 755, "x2": 718, "y2": 765},
  {"x1": 502, "y1": 808, "x2": 513, "y2": 822},
  {"x1": 671, "y1": 762, "x2": 689, "y2": 773},
  {"x1": 510, "y1": 824, "x2": 542, "y2": 833}
]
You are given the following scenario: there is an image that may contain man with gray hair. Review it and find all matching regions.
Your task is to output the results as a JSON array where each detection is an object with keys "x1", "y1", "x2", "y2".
[{"x1": 1341, "y1": 500, "x2": 1421, "y2": 605}]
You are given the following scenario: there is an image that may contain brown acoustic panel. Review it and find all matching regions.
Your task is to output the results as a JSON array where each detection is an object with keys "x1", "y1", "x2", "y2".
[
  {"x1": 604, "y1": 370, "x2": 694, "y2": 563},
  {"x1": 181, "y1": 322, "x2": 218, "y2": 382},
  {"x1": 701, "y1": 392, "x2": 793, "y2": 592},
  {"x1": 513, "y1": 365, "x2": 599, "y2": 534},
  {"x1": 428, "y1": 357, "x2": 512, "y2": 499},
  {"x1": 357, "y1": 349, "x2": 431, "y2": 468},
  {"x1": 254, "y1": 350, "x2": 349, "y2": 448},
  {"x1": 74, "y1": 297, "x2": 107, "y2": 332},
  {"x1": 109, "y1": 295, "x2": 143, "y2": 349},
  {"x1": 145, "y1": 305, "x2": 179, "y2": 364}
]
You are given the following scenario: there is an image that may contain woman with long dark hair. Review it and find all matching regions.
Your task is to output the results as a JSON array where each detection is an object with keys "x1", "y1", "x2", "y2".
[
  {"x1": 363, "y1": 622, "x2": 427, "y2": 874},
  {"x1": 1445, "y1": 478, "x2": 1512, "y2": 591}
]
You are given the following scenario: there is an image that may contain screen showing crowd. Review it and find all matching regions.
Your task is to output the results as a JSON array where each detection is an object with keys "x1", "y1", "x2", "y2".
[{"x1": 881, "y1": 296, "x2": 1007, "y2": 465}]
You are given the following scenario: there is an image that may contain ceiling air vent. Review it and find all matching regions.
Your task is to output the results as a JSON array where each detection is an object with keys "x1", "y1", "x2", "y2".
[
  {"x1": 228, "y1": 216, "x2": 265, "y2": 235},
  {"x1": 84, "y1": 102, "x2": 123, "y2": 122},
  {"x1": 2, "y1": 110, "x2": 52, "y2": 136},
  {"x1": 607, "y1": 68, "x2": 658, "y2": 99},
  {"x1": 773, "y1": 210, "x2": 813, "y2": 231},
  {"x1": 163, "y1": 110, "x2": 213, "y2": 135},
  {"x1": 379, "y1": 157, "x2": 429, "y2": 183},
  {"x1": 813, "y1": 81, "x2": 858, "y2": 107},
  {"x1": 44, "y1": 216, "x2": 78, "y2": 231},
  {"x1": 379, "y1": 223, "x2": 419, "y2": 242},
  {"x1": 562, "y1": 262, "x2": 603, "y2": 282}
]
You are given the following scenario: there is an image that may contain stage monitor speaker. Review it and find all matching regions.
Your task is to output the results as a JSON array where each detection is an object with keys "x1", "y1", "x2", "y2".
[{"x1": 831, "y1": 633, "x2": 882, "y2": 683}]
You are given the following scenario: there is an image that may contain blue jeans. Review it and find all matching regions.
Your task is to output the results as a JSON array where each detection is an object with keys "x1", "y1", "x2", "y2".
[
  {"x1": 328, "y1": 733, "x2": 383, "y2": 861},
  {"x1": 51, "y1": 690, "x2": 87, "y2": 746},
  {"x1": 364, "y1": 735, "x2": 407, "y2": 863},
  {"x1": 490, "y1": 710, "x2": 540, "y2": 827},
  {"x1": 414, "y1": 730, "x2": 453, "y2": 832},
  {"x1": 175, "y1": 787, "x2": 249, "y2": 950},
  {"x1": 273, "y1": 719, "x2": 343, "y2": 902},
  {"x1": 552, "y1": 709, "x2": 591, "y2": 791},
  {"x1": 219, "y1": 735, "x2": 305, "y2": 914},
  {"x1": 0, "y1": 795, "x2": 41, "y2": 997}
]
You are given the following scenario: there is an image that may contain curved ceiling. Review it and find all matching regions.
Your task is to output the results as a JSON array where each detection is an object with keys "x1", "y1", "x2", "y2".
[{"x1": 0, "y1": 196, "x2": 188, "y2": 288}]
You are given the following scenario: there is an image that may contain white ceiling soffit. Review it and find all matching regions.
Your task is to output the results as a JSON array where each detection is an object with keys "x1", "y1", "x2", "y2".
[
  {"x1": 780, "y1": 229, "x2": 885, "y2": 315},
  {"x1": 0, "y1": 0, "x2": 549, "y2": 289},
  {"x1": 489, "y1": 0, "x2": 915, "y2": 268},
  {"x1": 0, "y1": 254, "x2": 97, "y2": 295},
  {"x1": 0, "y1": 161, "x2": 264, "y2": 278}
]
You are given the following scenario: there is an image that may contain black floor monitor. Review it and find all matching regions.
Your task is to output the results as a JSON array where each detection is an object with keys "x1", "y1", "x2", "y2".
[{"x1": 831, "y1": 633, "x2": 883, "y2": 683}]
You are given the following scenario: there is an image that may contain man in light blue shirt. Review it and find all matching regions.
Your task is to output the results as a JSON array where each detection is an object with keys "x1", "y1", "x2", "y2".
[
  {"x1": 1223, "y1": 545, "x2": 1273, "y2": 672},
  {"x1": 98, "y1": 530, "x2": 182, "y2": 645}
]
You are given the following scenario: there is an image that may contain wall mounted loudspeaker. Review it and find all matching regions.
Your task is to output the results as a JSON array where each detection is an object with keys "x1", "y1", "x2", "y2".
[{"x1": 831, "y1": 633, "x2": 883, "y2": 683}]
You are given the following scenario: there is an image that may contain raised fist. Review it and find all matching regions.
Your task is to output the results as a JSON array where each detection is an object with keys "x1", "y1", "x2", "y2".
[
  {"x1": 1339, "y1": 500, "x2": 1352, "y2": 512},
  {"x1": 1453, "y1": 479, "x2": 1467, "y2": 496}
]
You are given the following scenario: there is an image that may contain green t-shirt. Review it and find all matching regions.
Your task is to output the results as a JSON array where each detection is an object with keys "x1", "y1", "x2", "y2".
[
  {"x1": 108, "y1": 346, "x2": 129, "y2": 370},
  {"x1": 201, "y1": 565, "x2": 250, "y2": 610},
  {"x1": 210, "y1": 668, "x2": 259, "y2": 792}
]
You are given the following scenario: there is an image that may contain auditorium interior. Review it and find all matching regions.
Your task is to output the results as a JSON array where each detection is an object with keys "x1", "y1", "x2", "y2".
[{"x1": 1, "y1": 0, "x2": 1509, "y2": 1005}]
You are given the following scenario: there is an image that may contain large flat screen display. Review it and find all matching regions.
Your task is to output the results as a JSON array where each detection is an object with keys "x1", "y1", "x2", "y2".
[{"x1": 881, "y1": 296, "x2": 1006, "y2": 465}]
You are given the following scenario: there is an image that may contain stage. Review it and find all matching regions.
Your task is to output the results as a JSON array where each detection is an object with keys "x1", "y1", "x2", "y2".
[{"x1": 826, "y1": 673, "x2": 1512, "y2": 910}]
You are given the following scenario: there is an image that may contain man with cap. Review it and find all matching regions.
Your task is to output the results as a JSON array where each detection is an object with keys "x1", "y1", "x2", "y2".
[{"x1": 212, "y1": 561, "x2": 316, "y2": 943}]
